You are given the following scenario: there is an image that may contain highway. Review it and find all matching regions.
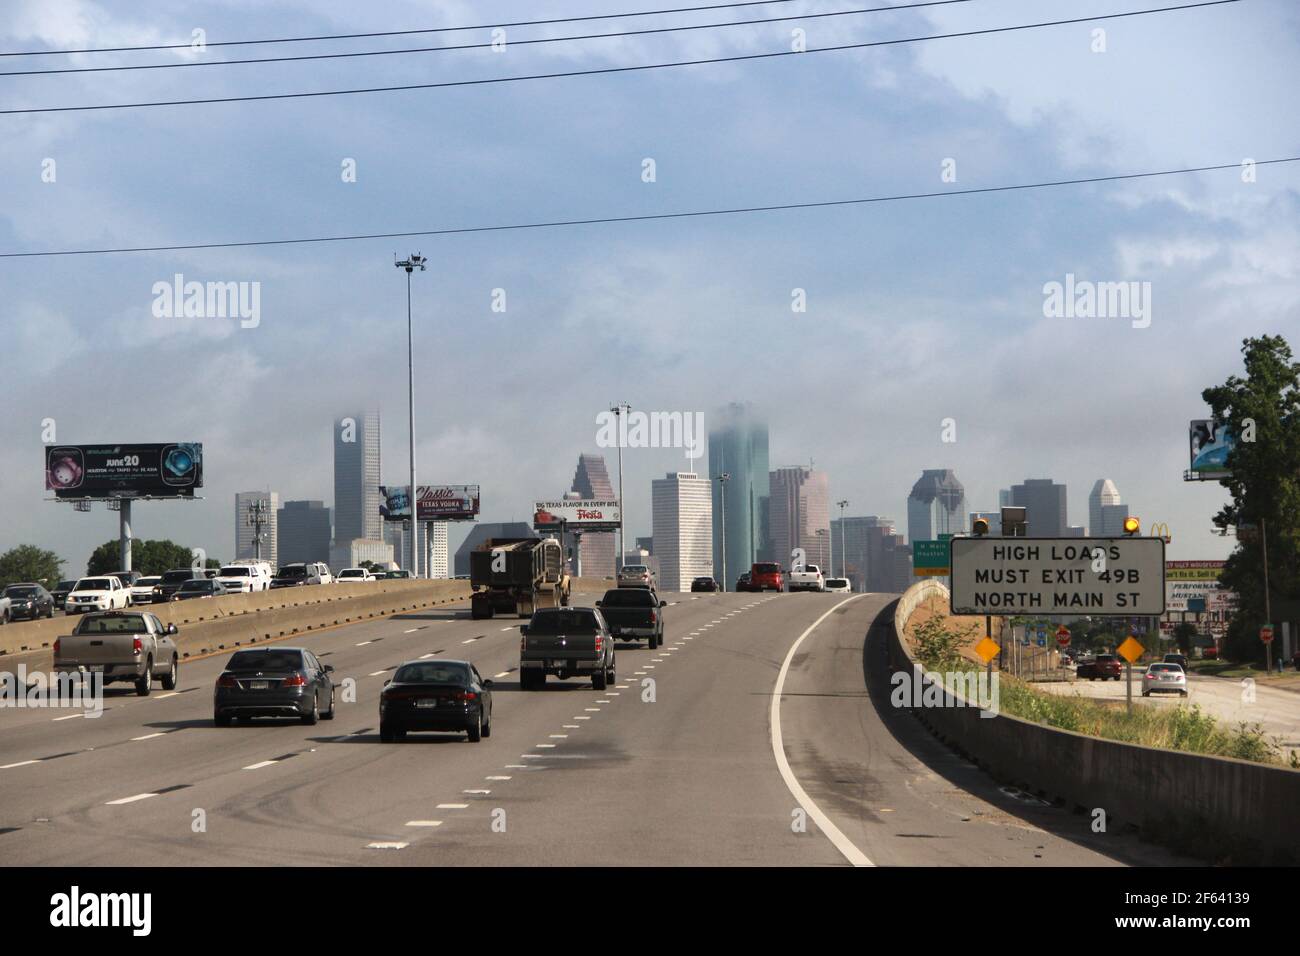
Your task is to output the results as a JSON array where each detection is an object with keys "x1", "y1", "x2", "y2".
[{"x1": 0, "y1": 592, "x2": 1190, "y2": 866}]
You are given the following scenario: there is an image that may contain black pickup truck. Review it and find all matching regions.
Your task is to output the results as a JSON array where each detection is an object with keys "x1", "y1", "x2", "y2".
[
  {"x1": 519, "y1": 607, "x2": 616, "y2": 690},
  {"x1": 595, "y1": 588, "x2": 665, "y2": 650}
]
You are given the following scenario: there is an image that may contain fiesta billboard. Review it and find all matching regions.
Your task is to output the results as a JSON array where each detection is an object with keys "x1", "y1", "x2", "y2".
[
  {"x1": 45, "y1": 443, "x2": 203, "y2": 498},
  {"x1": 1189, "y1": 419, "x2": 1235, "y2": 478},
  {"x1": 380, "y1": 484, "x2": 480, "y2": 521},
  {"x1": 533, "y1": 499, "x2": 621, "y2": 531}
]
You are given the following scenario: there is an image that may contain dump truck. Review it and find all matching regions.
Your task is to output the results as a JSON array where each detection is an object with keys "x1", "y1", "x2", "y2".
[{"x1": 470, "y1": 537, "x2": 570, "y2": 619}]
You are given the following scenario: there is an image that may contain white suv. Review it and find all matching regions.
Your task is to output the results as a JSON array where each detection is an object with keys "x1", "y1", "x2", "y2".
[
  {"x1": 66, "y1": 575, "x2": 131, "y2": 613},
  {"x1": 216, "y1": 564, "x2": 271, "y2": 593},
  {"x1": 337, "y1": 567, "x2": 376, "y2": 582}
]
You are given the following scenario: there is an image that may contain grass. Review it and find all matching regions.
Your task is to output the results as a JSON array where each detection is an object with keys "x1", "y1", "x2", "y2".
[{"x1": 908, "y1": 614, "x2": 1296, "y2": 768}]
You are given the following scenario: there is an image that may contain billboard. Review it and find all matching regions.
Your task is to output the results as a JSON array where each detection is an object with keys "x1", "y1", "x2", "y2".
[
  {"x1": 1165, "y1": 560, "x2": 1234, "y2": 613},
  {"x1": 1189, "y1": 419, "x2": 1234, "y2": 478},
  {"x1": 380, "y1": 484, "x2": 480, "y2": 521},
  {"x1": 533, "y1": 499, "x2": 621, "y2": 532},
  {"x1": 949, "y1": 537, "x2": 1166, "y2": 616},
  {"x1": 45, "y1": 443, "x2": 203, "y2": 499}
]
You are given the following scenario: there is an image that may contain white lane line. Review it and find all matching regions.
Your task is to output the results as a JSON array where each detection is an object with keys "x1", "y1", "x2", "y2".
[
  {"x1": 770, "y1": 594, "x2": 872, "y2": 868},
  {"x1": 154, "y1": 692, "x2": 179, "y2": 699},
  {"x1": 494, "y1": 671, "x2": 510, "y2": 678},
  {"x1": 368, "y1": 670, "x2": 387, "y2": 677},
  {"x1": 243, "y1": 760, "x2": 276, "y2": 770},
  {"x1": 595, "y1": 699, "x2": 610, "y2": 703},
  {"x1": 437, "y1": 803, "x2": 469, "y2": 809},
  {"x1": 1, "y1": 760, "x2": 40, "y2": 770},
  {"x1": 106, "y1": 792, "x2": 157, "y2": 805},
  {"x1": 131, "y1": 732, "x2": 167, "y2": 741},
  {"x1": 614, "y1": 684, "x2": 629, "y2": 689},
  {"x1": 356, "y1": 641, "x2": 373, "y2": 646},
  {"x1": 500, "y1": 626, "x2": 516, "y2": 631},
  {"x1": 52, "y1": 713, "x2": 84, "y2": 721},
  {"x1": 520, "y1": 754, "x2": 544, "y2": 759},
  {"x1": 367, "y1": 841, "x2": 409, "y2": 849},
  {"x1": 486, "y1": 775, "x2": 512, "y2": 780},
  {"x1": 419, "y1": 653, "x2": 434, "y2": 659},
  {"x1": 536, "y1": 744, "x2": 557, "y2": 749},
  {"x1": 584, "y1": 707, "x2": 601, "y2": 712},
  {"x1": 463, "y1": 789, "x2": 491, "y2": 795},
  {"x1": 633, "y1": 671, "x2": 646, "y2": 676},
  {"x1": 573, "y1": 716, "x2": 590, "y2": 721},
  {"x1": 606, "y1": 692, "x2": 621, "y2": 696},
  {"x1": 461, "y1": 639, "x2": 476, "y2": 645},
  {"x1": 563, "y1": 724, "x2": 580, "y2": 729},
  {"x1": 643, "y1": 665, "x2": 655, "y2": 670},
  {"x1": 404, "y1": 628, "x2": 420, "y2": 633},
  {"x1": 549, "y1": 734, "x2": 569, "y2": 738},
  {"x1": 405, "y1": 821, "x2": 442, "y2": 827}
]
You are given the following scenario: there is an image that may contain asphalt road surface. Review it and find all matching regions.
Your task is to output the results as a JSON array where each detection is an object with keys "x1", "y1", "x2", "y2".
[{"x1": 0, "y1": 592, "x2": 1191, "y2": 866}]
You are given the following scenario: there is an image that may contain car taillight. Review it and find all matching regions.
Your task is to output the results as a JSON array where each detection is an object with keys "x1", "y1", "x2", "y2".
[
  {"x1": 53, "y1": 638, "x2": 60, "y2": 656},
  {"x1": 649, "y1": 610, "x2": 657, "y2": 623},
  {"x1": 456, "y1": 691, "x2": 478, "y2": 701},
  {"x1": 594, "y1": 634, "x2": 603, "y2": 653},
  {"x1": 132, "y1": 637, "x2": 143, "y2": 655},
  {"x1": 217, "y1": 674, "x2": 238, "y2": 688},
  {"x1": 282, "y1": 673, "x2": 307, "y2": 687}
]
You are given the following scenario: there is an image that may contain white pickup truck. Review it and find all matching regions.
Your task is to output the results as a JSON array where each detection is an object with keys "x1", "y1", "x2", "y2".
[
  {"x1": 65, "y1": 575, "x2": 132, "y2": 614},
  {"x1": 54, "y1": 610, "x2": 180, "y2": 695},
  {"x1": 787, "y1": 563, "x2": 826, "y2": 593}
]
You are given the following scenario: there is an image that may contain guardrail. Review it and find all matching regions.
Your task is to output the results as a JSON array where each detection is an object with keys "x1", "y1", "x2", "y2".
[{"x1": 890, "y1": 580, "x2": 1299, "y2": 864}]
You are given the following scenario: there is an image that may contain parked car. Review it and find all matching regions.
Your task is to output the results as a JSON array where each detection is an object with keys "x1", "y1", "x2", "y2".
[
  {"x1": 616, "y1": 564, "x2": 655, "y2": 589},
  {"x1": 690, "y1": 576, "x2": 719, "y2": 593},
  {"x1": 1162, "y1": 652, "x2": 1190, "y2": 670},
  {"x1": 750, "y1": 562, "x2": 785, "y2": 592},
  {"x1": 50, "y1": 580, "x2": 77, "y2": 609},
  {"x1": 270, "y1": 562, "x2": 325, "y2": 589},
  {"x1": 596, "y1": 587, "x2": 665, "y2": 649},
  {"x1": 53, "y1": 610, "x2": 180, "y2": 695},
  {"x1": 65, "y1": 576, "x2": 132, "y2": 614},
  {"x1": 519, "y1": 606, "x2": 616, "y2": 690},
  {"x1": 1076, "y1": 653, "x2": 1123, "y2": 681},
  {"x1": 1142, "y1": 662, "x2": 1188, "y2": 697},
  {"x1": 787, "y1": 563, "x2": 825, "y2": 593},
  {"x1": 1202, "y1": 646, "x2": 1219, "y2": 660},
  {"x1": 3, "y1": 583, "x2": 56, "y2": 620},
  {"x1": 152, "y1": 568, "x2": 206, "y2": 602},
  {"x1": 379, "y1": 659, "x2": 493, "y2": 743},
  {"x1": 337, "y1": 567, "x2": 376, "y2": 582},
  {"x1": 823, "y1": 577, "x2": 851, "y2": 594},
  {"x1": 171, "y1": 578, "x2": 229, "y2": 601},
  {"x1": 129, "y1": 576, "x2": 162, "y2": 605},
  {"x1": 213, "y1": 646, "x2": 335, "y2": 725},
  {"x1": 735, "y1": 571, "x2": 754, "y2": 592}
]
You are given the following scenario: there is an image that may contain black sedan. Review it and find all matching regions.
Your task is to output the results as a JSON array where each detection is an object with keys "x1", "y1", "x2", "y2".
[
  {"x1": 3, "y1": 583, "x2": 56, "y2": 620},
  {"x1": 213, "y1": 647, "x2": 335, "y2": 726},
  {"x1": 380, "y1": 660, "x2": 493, "y2": 743},
  {"x1": 171, "y1": 579, "x2": 229, "y2": 601},
  {"x1": 51, "y1": 580, "x2": 76, "y2": 609},
  {"x1": 690, "y1": 576, "x2": 719, "y2": 593}
]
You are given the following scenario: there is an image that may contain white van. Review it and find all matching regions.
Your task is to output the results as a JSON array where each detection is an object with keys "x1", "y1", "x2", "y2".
[{"x1": 216, "y1": 561, "x2": 272, "y2": 593}]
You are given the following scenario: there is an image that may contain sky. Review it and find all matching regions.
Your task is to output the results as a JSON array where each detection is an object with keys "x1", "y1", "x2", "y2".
[{"x1": 1, "y1": 0, "x2": 1297, "y2": 575}]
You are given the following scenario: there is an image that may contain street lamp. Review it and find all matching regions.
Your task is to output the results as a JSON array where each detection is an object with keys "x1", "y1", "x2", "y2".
[
  {"x1": 395, "y1": 253, "x2": 426, "y2": 578},
  {"x1": 814, "y1": 527, "x2": 828, "y2": 574},
  {"x1": 716, "y1": 472, "x2": 730, "y2": 591},
  {"x1": 836, "y1": 499, "x2": 849, "y2": 579},
  {"x1": 610, "y1": 401, "x2": 631, "y2": 570}
]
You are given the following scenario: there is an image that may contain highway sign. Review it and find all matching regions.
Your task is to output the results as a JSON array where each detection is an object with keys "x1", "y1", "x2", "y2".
[
  {"x1": 1117, "y1": 636, "x2": 1145, "y2": 663},
  {"x1": 974, "y1": 637, "x2": 1000, "y2": 663},
  {"x1": 949, "y1": 537, "x2": 1166, "y2": 616},
  {"x1": 912, "y1": 540, "x2": 950, "y2": 576}
]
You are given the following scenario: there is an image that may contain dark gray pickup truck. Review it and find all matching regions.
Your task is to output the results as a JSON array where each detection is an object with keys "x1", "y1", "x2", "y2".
[
  {"x1": 519, "y1": 607, "x2": 616, "y2": 690},
  {"x1": 595, "y1": 588, "x2": 665, "y2": 650}
]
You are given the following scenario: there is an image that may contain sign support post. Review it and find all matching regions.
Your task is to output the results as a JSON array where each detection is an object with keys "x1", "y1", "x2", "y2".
[{"x1": 119, "y1": 499, "x2": 133, "y2": 573}]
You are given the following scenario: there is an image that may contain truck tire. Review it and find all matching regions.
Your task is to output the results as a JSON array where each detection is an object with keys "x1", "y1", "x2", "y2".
[
  {"x1": 592, "y1": 667, "x2": 607, "y2": 691},
  {"x1": 161, "y1": 656, "x2": 179, "y2": 691},
  {"x1": 135, "y1": 658, "x2": 153, "y2": 696}
]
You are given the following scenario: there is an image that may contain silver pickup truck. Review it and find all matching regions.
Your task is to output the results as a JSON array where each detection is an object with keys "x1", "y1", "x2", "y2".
[
  {"x1": 54, "y1": 610, "x2": 181, "y2": 696},
  {"x1": 519, "y1": 606, "x2": 616, "y2": 691}
]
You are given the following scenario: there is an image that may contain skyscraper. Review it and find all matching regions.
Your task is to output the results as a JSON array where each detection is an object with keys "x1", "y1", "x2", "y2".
[
  {"x1": 708, "y1": 403, "x2": 770, "y2": 582},
  {"x1": 427, "y1": 521, "x2": 449, "y2": 579},
  {"x1": 769, "y1": 466, "x2": 831, "y2": 571},
  {"x1": 235, "y1": 491, "x2": 279, "y2": 565},
  {"x1": 831, "y1": 515, "x2": 895, "y2": 591},
  {"x1": 651, "y1": 472, "x2": 713, "y2": 591},
  {"x1": 333, "y1": 411, "x2": 382, "y2": 543},
  {"x1": 277, "y1": 500, "x2": 331, "y2": 566},
  {"x1": 1100, "y1": 503, "x2": 1131, "y2": 536},
  {"x1": 1010, "y1": 478, "x2": 1068, "y2": 537},
  {"x1": 906, "y1": 470, "x2": 967, "y2": 543},
  {"x1": 571, "y1": 453, "x2": 616, "y2": 579},
  {"x1": 1088, "y1": 479, "x2": 1122, "y2": 536}
]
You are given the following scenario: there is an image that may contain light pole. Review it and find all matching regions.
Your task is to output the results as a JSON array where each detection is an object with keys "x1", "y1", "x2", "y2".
[
  {"x1": 814, "y1": 528, "x2": 828, "y2": 574},
  {"x1": 717, "y1": 472, "x2": 730, "y2": 591},
  {"x1": 610, "y1": 401, "x2": 630, "y2": 570},
  {"x1": 395, "y1": 253, "x2": 426, "y2": 578},
  {"x1": 836, "y1": 499, "x2": 849, "y2": 579}
]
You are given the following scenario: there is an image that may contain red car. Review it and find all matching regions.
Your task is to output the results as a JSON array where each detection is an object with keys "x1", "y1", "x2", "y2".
[
  {"x1": 750, "y1": 562, "x2": 785, "y2": 592},
  {"x1": 1076, "y1": 653, "x2": 1123, "y2": 681}
]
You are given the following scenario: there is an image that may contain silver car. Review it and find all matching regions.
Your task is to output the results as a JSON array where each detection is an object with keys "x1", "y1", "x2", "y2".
[
  {"x1": 616, "y1": 565, "x2": 654, "y2": 589},
  {"x1": 1141, "y1": 662, "x2": 1188, "y2": 697}
]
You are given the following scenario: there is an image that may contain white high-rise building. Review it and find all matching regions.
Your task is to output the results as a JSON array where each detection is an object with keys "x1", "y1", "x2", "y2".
[
  {"x1": 235, "y1": 491, "x2": 279, "y2": 565},
  {"x1": 652, "y1": 472, "x2": 713, "y2": 591},
  {"x1": 427, "y1": 521, "x2": 449, "y2": 579},
  {"x1": 1089, "y1": 479, "x2": 1122, "y2": 536}
]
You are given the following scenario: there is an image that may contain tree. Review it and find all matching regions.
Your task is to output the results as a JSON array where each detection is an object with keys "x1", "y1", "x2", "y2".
[
  {"x1": 86, "y1": 539, "x2": 203, "y2": 576},
  {"x1": 0, "y1": 545, "x2": 64, "y2": 588},
  {"x1": 1202, "y1": 335, "x2": 1300, "y2": 662},
  {"x1": 1172, "y1": 622, "x2": 1199, "y2": 656}
]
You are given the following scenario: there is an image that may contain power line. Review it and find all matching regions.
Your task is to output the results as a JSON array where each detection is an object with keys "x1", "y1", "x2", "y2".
[
  {"x1": 0, "y1": 1, "x2": 1240, "y2": 116},
  {"x1": 3, "y1": 156, "x2": 1289, "y2": 260},
  {"x1": 0, "y1": 1, "x2": 975, "y2": 77},
  {"x1": 0, "y1": 0, "x2": 801, "y2": 57}
]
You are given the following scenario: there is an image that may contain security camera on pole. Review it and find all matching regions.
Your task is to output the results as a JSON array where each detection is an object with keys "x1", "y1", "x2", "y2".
[{"x1": 395, "y1": 253, "x2": 426, "y2": 578}]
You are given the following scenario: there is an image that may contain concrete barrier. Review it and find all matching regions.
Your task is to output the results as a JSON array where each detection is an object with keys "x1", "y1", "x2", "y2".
[{"x1": 890, "y1": 580, "x2": 1300, "y2": 864}]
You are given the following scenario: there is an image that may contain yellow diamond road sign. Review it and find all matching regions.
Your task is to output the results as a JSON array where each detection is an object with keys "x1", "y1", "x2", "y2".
[
  {"x1": 974, "y1": 637, "x2": 1001, "y2": 664},
  {"x1": 1117, "y1": 636, "x2": 1145, "y2": 664}
]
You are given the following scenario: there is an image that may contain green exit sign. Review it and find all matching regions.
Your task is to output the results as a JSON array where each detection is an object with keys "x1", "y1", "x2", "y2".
[{"x1": 913, "y1": 539, "x2": 950, "y2": 575}]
